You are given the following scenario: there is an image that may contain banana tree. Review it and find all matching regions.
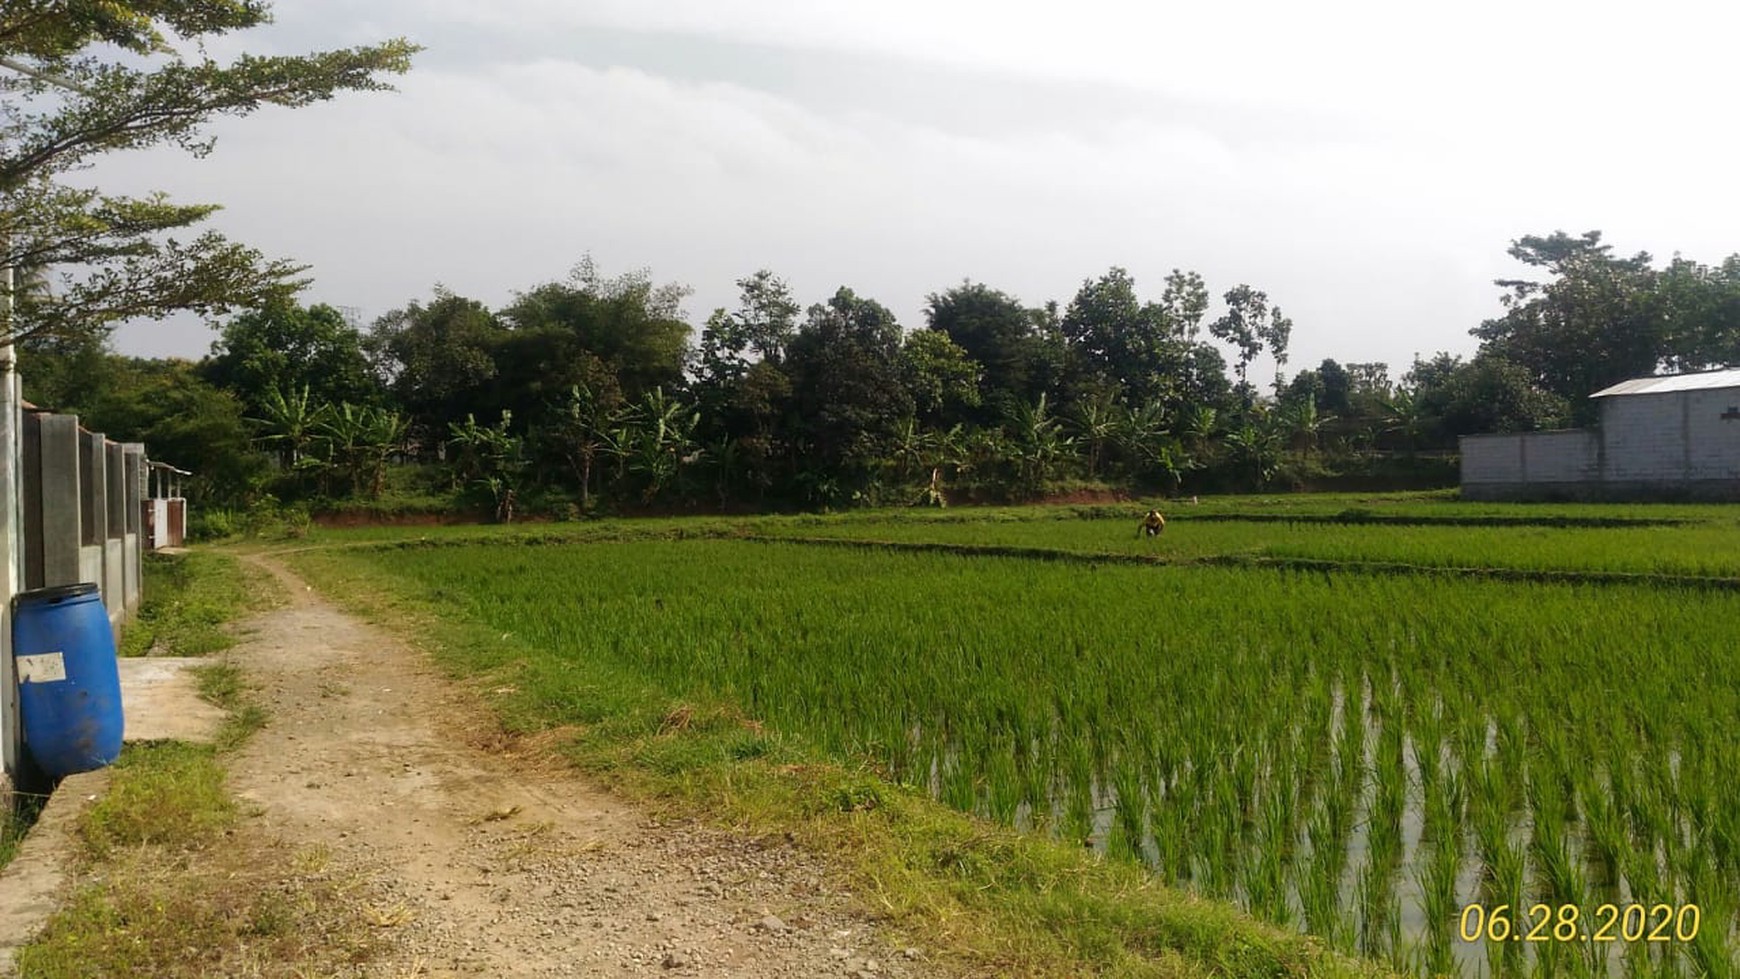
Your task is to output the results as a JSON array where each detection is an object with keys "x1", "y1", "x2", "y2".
[
  {"x1": 249, "y1": 384, "x2": 328, "y2": 468},
  {"x1": 447, "y1": 411, "x2": 524, "y2": 518},
  {"x1": 362, "y1": 406, "x2": 410, "y2": 498},
  {"x1": 317, "y1": 402, "x2": 373, "y2": 496},
  {"x1": 622, "y1": 387, "x2": 699, "y2": 502},
  {"x1": 550, "y1": 381, "x2": 622, "y2": 509},
  {"x1": 1282, "y1": 397, "x2": 1335, "y2": 457},
  {"x1": 1006, "y1": 393, "x2": 1074, "y2": 495},
  {"x1": 1070, "y1": 395, "x2": 1119, "y2": 479}
]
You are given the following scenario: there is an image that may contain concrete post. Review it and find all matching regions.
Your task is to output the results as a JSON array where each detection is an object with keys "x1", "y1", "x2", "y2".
[
  {"x1": 78, "y1": 431, "x2": 106, "y2": 607},
  {"x1": 0, "y1": 342, "x2": 18, "y2": 782},
  {"x1": 103, "y1": 441, "x2": 123, "y2": 630},
  {"x1": 23, "y1": 414, "x2": 81, "y2": 588},
  {"x1": 43, "y1": 416, "x2": 83, "y2": 587},
  {"x1": 121, "y1": 444, "x2": 143, "y2": 617},
  {"x1": 20, "y1": 413, "x2": 40, "y2": 592}
]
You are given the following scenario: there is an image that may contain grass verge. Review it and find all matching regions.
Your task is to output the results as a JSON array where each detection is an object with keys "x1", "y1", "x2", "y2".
[
  {"x1": 118, "y1": 549, "x2": 282, "y2": 657},
  {"x1": 15, "y1": 740, "x2": 382, "y2": 977},
  {"x1": 285, "y1": 541, "x2": 1390, "y2": 979}
]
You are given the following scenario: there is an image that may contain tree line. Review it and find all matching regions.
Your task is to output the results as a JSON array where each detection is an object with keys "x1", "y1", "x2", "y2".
[{"x1": 25, "y1": 229, "x2": 1740, "y2": 517}]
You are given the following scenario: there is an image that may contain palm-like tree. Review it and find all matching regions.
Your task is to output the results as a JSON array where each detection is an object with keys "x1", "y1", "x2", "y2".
[
  {"x1": 1070, "y1": 396, "x2": 1118, "y2": 479},
  {"x1": 623, "y1": 387, "x2": 699, "y2": 502},
  {"x1": 1282, "y1": 397, "x2": 1335, "y2": 458},
  {"x1": 1182, "y1": 405, "x2": 1218, "y2": 454},
  {"x1": 551, "y1": 382, "x2": 620, "y2": 509},
  {"x1": 250, "y1": 385, "x2": 328, "y2": 468},
  {"x1": 1224, "y1": 422, "x2": 1283, "y2": 489},
  {"x1": 318, "y1": 402, "x2": 374, "y2": 496},
  {"x1": 889, "y1": 416, "x2": 927, "y2": 485},
  {"x1": 362, "y1": 407, "x2": 410, "y2": 498},
  {"x1": 447, "y1": 411, "x2": 524, "y2": 516},
  {"x1": 1006, "y1": 393, "x2": 1074, "y2": 494},
  {"x1": 1380, "y1": 390, "x2": 1427, "y2": 456}
]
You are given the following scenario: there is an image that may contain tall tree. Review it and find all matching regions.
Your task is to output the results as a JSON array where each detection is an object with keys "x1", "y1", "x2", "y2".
[
  {"x1": 785, "y1": 287, "x2": 912, "y2": 479},
  {"x1": 501, "y1": 257, "x2": 692, "y2": 403},
  {"x1": 925, "y1": 281, "x2": 1047, "y2": 420},
  {"x1": 1208, "y1": 284, "x2": 1291, "y2": 393},
  {"x1": 367, "y1": 288, "x2": 505, "y2": 439},
  {"x1": 203, "y1": 300, "x2": 379, "y2": 414},
  {"x1": 1060, "y1": 267, "x2": 1223, "y2": 409},
  {"x1": 78, "y1": 356, "x2": 265, "y2": 502},
  {"x1": 694, "y1": 270, "x2": 799, "y2": 454},
  {"x1": 1471, "y1": 231, "x2": 1662, "y2": 420},
  {"x1": 898, "y1": 329, "x2": 980, "y2": 427},
  {"x1": 697, "y1": 269, "x2": 801, "y2": 386},
  {"x1": 1, "y1": 2, "x2": 416, "y2": 343}
]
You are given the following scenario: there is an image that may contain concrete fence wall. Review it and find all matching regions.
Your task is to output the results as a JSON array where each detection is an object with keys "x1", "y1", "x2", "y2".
[
  {"x1": 1461, "y1": 387, "x2": 1740, "y2": 500},
  {"x1": 22, "y1": 412, "x2": 148, "y2": 632}
]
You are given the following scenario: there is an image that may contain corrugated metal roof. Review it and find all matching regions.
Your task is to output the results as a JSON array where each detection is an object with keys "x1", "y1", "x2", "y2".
[{"x1": 1590, "y1": 368, "x2": 1740, "y2": 398}]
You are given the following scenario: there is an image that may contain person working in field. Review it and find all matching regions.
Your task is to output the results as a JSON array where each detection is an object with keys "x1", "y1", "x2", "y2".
[{"x1": 1140, "y1": 508, "x2": 1166, "y2": 537}]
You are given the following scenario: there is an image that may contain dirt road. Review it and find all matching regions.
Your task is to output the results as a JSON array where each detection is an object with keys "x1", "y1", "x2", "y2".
[{"x1": 228, "y1": 553, "x2": 943, "y2": 978}]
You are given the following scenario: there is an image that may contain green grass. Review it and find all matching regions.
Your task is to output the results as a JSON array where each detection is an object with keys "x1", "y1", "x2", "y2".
[
  {"x1": 292, "y1": 493, "x2": 1740, "y2": 581},
  {"x1": 76, "y1": 741, "x2": 235, "y2": 860},
  {"x1": 289, "y1": 538, "x2": 1392, "y2": 979},
  {"x1": 17, "y1": 736, "x2": 378, "y2": 977},
  {"x1": 284, "y1": 512, "x2": 1740, "y2": 977},
  {"x1": 748, "y1": 509, "x2": 1740, "y2": 579},
  {"x1": 119, "y1": 550, "x2": 280, "y2": 657}
]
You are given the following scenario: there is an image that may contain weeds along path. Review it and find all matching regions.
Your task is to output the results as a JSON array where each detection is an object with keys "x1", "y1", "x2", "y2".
[{"x1": 229, "y1": 552, "x2": 938, "y2": 979}]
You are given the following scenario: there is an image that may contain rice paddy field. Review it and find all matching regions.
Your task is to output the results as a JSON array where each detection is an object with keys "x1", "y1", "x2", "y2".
[{"x1": 293, "y1": 496, "x2": 1740, "y2": 977}]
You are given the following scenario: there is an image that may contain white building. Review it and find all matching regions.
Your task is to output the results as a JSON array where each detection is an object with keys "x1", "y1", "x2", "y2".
[{"x1": 1460, "y1": 368, "x2": 1740, "y2": 501}]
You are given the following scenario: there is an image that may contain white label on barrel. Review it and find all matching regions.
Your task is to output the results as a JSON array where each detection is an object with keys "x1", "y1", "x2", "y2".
[{"x1": 17, "y1": 653, "x2": 67, "y2": 684}]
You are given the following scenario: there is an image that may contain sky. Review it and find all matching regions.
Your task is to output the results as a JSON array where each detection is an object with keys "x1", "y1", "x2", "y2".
[{"x1": 91, "y1": 0, "x2": 1740, "y2": 385}]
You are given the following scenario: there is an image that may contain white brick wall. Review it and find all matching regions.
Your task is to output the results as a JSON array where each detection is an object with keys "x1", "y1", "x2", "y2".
[
  {"x1": 1460, "y1": 431, "x2": 1599, "y2": 484},
  {"x1": 1460, "y1": 435, "x2": 1523, "y2": 483},
  {"x1": 1683, "y1": 389, "x2": 1740, "y2": 479},
  {"x1": 1524, "y1": 430, "x2": 1601, "y2": 480},
  {"x1": 1462, "y1": 383, "x2": 1740, "y2": 497},
  {"x1": 1601, "y1": 395, "x2": 1685, "y2": 480}
]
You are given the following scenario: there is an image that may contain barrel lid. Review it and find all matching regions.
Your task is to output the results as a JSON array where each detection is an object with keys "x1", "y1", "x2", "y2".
[{"x1": 15, "y1": 582, "x2": 100, "y2": 607}]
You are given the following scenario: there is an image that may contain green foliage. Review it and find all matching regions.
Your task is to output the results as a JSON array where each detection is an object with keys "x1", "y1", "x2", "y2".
[
  {"x1": 785, "y1": 287, "x2": 913, "y2": 479},
  {"x1": 499, "y1": 257, "x2": 692, "y2": 406},
  {"x1": 366, "y1": 288, "x2": 505, "y2": 437},
  {"x1": 447, "y1": 411, "x2": 523, "y2": 519},
  {"x1": 80, "y1": 742, "x2": 233, "y2": 859},
  {"x1": 302, "y1": 518, "x2": 1740, "y2": 975},
  {"x1": 61, "y1": 357, "x2": 267, "y2": 503},
  {"x1": 120, "y1": 550, "x2": 268, "y2": 657},
  {"x1": 1472, "y1": 230, "x2": 1740, "y2": 421},
  {"x1": 203, "y1": 300, "x2": 379, "y2": 414},
  {"x1": 1, "y1": 1, "x2": 417, "y2": 343},
  {"x1": 697, "y1": 268, "x2": 800, "y2": 384},
  {"x1": 1407, "y1": 352, "x2": 1569, "y2": 445},
  {"x1": 898, "y1": 329, "x2": 980, "y2": 425},
  {"x1": 924, "y1": 281, "x2": 1051, "y2": 423}
]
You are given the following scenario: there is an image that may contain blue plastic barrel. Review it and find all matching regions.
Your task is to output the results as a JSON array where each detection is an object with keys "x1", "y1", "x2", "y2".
[{"x1": 13, "y1": 583, "x2": 124, "y2": 778}]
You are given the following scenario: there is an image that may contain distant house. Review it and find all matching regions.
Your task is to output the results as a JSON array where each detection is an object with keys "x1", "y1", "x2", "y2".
[{"x1": 1460, "y1": 368, "x2": 1740, "y2": 501}]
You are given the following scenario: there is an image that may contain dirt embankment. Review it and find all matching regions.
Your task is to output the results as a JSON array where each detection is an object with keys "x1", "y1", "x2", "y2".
[{"x1": 224, "y1": 554, "x2": 944, "y2": 978}]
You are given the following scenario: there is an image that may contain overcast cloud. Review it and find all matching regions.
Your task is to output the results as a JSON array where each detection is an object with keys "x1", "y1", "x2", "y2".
[{"x1": 94, "y1": 0, "x2": 1740, "y2": 382}]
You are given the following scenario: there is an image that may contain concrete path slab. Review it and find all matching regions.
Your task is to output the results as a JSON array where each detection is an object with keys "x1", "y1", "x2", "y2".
[
  {"x1": 119, "y1": 657, "x2": 227, "y2": 743},
  {"x1": 0, "y1": 769, "x2": 107, "y2": 975}
]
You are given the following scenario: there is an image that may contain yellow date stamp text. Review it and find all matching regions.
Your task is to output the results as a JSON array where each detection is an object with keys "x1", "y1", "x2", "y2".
[{"x1": 1459, "y1": 903, "x2": 1701, "y2": 943}]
